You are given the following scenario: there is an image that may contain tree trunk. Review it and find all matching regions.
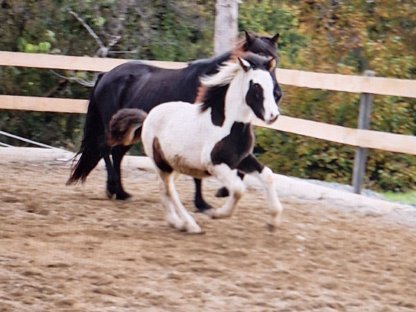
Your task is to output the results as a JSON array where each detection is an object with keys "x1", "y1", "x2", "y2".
[{"x1": 214, "y1": 0, "x2": 239, "y2": 55}]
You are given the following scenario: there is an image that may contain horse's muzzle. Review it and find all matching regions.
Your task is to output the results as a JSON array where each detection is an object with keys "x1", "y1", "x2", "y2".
[{"x1": 266, "y1": 114, "x2": 279, "y2": 124}]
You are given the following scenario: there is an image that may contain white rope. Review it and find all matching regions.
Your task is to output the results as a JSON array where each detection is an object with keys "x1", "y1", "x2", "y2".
[
  {"x1": 0, "y1": 130, "x2": 64, "y2": 150},
  {"x1": 0, "y1": 142, "x2": 12, "y2": 147}
]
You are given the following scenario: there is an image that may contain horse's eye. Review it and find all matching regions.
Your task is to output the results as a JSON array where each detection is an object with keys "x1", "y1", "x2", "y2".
[{"x1": 252, "y1": 83, "x2": 262, "y2": 97}]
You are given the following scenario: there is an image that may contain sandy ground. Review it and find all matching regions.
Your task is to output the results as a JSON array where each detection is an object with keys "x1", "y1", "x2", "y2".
[{"x1": 0, "y1": 148, "x2": 415, "y2": 311}]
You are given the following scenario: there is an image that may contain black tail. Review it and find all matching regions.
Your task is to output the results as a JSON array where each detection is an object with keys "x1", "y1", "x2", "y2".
[{"x1": 67, "y1": 73, "x2": 105, "y2": 185}]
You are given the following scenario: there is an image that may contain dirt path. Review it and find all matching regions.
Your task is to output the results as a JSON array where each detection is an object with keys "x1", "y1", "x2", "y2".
[{"x1": 0, "y1": 153, "x2": 415, "y2": 311}]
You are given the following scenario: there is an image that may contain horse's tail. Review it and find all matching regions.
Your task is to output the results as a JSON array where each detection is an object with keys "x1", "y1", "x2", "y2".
[
  {"x1": 107, "y1": 108, "x2": 147, "y2": 147},
  {"x1": 67, "y1": 73, "x2": 105, "y2": 185}
]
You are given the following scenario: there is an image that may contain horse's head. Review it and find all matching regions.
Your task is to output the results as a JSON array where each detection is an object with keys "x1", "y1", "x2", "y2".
[
  {"x1": 242, "y1": 31, "x2": 280, "y2": 59},
  {"x1": 238, "y1": 31, "x2": 282, "y2": 107},
  {"x1": 238, "y1": 53, "x2": 280, "y2": 124}
]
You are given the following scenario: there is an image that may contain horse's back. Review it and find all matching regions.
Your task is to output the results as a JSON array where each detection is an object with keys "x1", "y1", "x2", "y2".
[
  {"x1": 142, "y1": 101, "x2": 212, "y2": 169},
  {"x1": 93, "y1": 61, "x2": 201, "y2": 116},
  {"x1": 142, "y1": 101, "x2": 201, "y2": 140},
  {"x1": 91, "y1": 62, "x2": 150, "y2": 117}
]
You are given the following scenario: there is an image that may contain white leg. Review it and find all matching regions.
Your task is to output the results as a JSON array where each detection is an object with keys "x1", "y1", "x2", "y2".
[
  {"x1": 207, "y1": 164, "x2": 245, "y2": 219},
  {"x1": 164, "y1": 173, "x2": 202, "y2": 234},
  {"x1": 250, "y1": 166, "x2": 283, "y2": 228},
  {"x1": 160, "y1": 173, "x2": 186, "y2": 230}
]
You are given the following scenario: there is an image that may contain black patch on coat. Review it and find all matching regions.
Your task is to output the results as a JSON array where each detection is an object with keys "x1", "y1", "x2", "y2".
[
  {"x1": 199, "y1": 84, "x2": 229, "y2": 126},
  {"x1": 245, "y1": 80, "x2": 265, "y2": 121},
  {"x1": 152, "y1": 137, "x2": 173, "y2": 173},
  {"x1": 211, "y1": 122, "x2": 254, "y2": 168}
]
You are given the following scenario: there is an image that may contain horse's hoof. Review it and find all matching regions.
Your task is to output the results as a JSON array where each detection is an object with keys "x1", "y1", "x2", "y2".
[
  {"x1": 106, "y1": 190, "x2": 115, "y2": 199},
  {"x1": 187, "y1": 230, "x2": 205, "y2": 235},
  {"x1": 167, "y1": 219, "x2": 186, "y2": 231},
  {"x1": 115, "y1": 191, "x2": 132, "y2": 200},
  {"x1": 201, "y1": 208, "x2": 215, "y2": 218},
  {"x1": 215, "y1": 187, "x2": 230, "y2": 198},
  {"x1": 266, "y1": 222, "x2": 278, "y2": 232},
  {"x1": 186, "y1": 225, "x2": 204, "y2": 234},
  {"x1": 204, "y1": 209, "x2": 228, "y2": 219},
  {"x1": 194, "y1": 202, "x2": 213, "y2": 213}
]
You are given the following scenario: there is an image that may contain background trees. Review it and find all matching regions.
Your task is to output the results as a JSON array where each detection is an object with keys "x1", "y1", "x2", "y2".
[{"x1": 0, "y1": 0, "x2": 415, "y2": 191}]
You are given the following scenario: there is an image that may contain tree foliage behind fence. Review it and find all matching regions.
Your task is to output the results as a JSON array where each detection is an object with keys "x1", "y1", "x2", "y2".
[{"x1": 0, "y1": 0, "x2": 415, "y2": 191}]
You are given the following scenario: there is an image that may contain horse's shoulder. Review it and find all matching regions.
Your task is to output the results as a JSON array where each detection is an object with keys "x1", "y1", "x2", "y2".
[{"x1": 210, "y1": 122, "x2": 254, "y2": 168}]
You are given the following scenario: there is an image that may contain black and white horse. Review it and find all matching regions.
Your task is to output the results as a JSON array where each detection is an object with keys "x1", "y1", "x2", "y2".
[
  {"x1": 108, "y1": 54, "x2": 284, "y2": 233},
  {"x1": 67, "y1": 31, "x2": 281, "y2": 212}
]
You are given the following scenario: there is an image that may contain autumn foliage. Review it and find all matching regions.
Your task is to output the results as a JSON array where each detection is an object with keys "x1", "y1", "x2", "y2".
[{"x1": 0, "y1": 0, "x2": 414, "y2": 191}]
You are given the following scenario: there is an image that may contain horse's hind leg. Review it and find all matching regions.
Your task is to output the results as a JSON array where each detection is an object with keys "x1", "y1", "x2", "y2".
[
  {"x1": 111, "y1": 145, "x2": 132, "y2": 200},
  {"x1": 159, "y1": 173, "x2": 185, "y2": 231},
  {"x1": 161, "y1": 173, "x2": 202, "y2": 234},
  {"x1": 101, "y1": 146, "x2": 118, "y2": 199},
  {"x1": 238, "y1": 154, "x2": 283, "y2": 228},
  {"x1": 193, "y1": 178, "x2": 213, "y2": 212}
]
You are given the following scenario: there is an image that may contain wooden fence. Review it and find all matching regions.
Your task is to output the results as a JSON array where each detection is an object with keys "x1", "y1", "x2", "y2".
[{"x1": 1, "y1": 51, "x2": 415, "y2": 192}]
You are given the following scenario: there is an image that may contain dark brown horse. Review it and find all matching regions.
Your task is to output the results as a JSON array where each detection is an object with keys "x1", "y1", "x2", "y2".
[{"x1": 67, "y1": 31, "x2": 281, "y2": 211}]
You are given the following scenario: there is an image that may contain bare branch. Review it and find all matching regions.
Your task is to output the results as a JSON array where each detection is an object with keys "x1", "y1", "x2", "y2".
[
  {"x1": 50, "y1": 70, "x2": 96, "y2": 88},
  {"x1": 108, "y1": 35, "x2": 121, "y2": 48},
  {"x1": 69, "y1": 10, "x2": 105, "y2": 50},
  {"x1": 107, "y1": 49, "x2": 138, "y2": 55}
]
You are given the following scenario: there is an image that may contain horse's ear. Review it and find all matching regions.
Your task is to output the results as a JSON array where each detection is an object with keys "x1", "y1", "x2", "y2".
[
  {"x1": 244, "y1": 30, "x2": 254, "y2": 45},
  {"x1": 238, "y1": 57, "x2": 251, "y2": 72},
  {"x1": 271, "y1": 33, "x2": 280, "y2": 45},
  {"x1": 267, "y1": 57, "x2": 277, "y2": 71}
]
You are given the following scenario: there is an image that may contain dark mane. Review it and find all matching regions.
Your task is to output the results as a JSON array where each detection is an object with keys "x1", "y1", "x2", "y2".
[
  {"x1": 198, "y1": 84, "x2": 229, "y2": 126},
  {"x1": 189, "y1": 32, "x2": 279, "y2": 72}
]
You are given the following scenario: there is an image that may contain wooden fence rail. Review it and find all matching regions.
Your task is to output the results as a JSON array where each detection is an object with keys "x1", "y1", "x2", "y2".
[
  {"x1": 1, "y1": 94, "x2": 415, "y2": 156},
  {"x1": 1, "y1": 51, "x2": 416, "y2": 97},
  {"x1": 1, "y1": 51, "x2": 415, "y2": 192}
]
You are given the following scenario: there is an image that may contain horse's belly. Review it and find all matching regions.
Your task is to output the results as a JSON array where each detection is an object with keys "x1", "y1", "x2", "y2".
[{"x1": 170, "y1": 154, "x2": 210, "y2": 179}]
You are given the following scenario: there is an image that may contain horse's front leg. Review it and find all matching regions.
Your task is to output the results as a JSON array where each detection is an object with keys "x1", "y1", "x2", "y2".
[
  {"x1": 193, "y1": 178, "x2": 213, "y2": 212},
  {"x1": 111, "y1": 145, "x2": 132, "y2": 200},
  {"x1": 206, "y1": 164, "x2": 245, "y2": 219},
  {"x1": 238, "y1": 154, "x2": 283, "y2": 229},
  {"x1": 215, "y1": 171, "x2": 245, "y2": 198}
]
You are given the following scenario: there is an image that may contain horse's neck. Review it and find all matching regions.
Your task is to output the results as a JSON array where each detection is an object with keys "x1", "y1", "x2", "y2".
[{"x1": 223, "y1": 77, "x2": 252, "y2": 127}]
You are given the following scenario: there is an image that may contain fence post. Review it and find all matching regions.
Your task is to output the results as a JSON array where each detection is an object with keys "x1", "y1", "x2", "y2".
[
  {"x1": 214, "y1": 0, "x2": 239, "y2": 56},
  {"x1": 352, "y1": 70, "x2": 375, "y2": 194}
]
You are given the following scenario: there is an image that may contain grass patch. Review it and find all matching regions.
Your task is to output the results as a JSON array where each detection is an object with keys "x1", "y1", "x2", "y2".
[{"x1": 382, "y1": 191, "x2": 416, "y2": 206}]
